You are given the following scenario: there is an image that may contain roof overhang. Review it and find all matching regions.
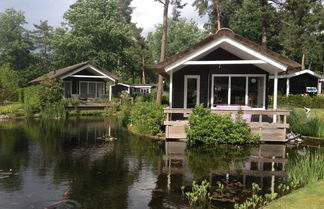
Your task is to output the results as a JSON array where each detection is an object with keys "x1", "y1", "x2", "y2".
[
  {"x1": 164, "y1": 38, "x2": 288, "y2": 75},
  {"x1": 153, "y1": 28, "x2": 301, "y2": 77},
  {"x1": 60, "y1": 64, "x2": 117, "y2": 82}
]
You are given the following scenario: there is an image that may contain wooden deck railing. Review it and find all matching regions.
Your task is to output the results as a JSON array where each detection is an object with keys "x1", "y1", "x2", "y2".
[
  {"x1": 163, "y1": 108, "x2": 291, "y2": 141},
  {"x1": 164, "y1": 108, "x2": 290, "y2": 124}
]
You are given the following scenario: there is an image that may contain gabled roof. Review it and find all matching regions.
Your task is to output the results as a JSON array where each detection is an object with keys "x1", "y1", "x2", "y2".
[
  {"x1": 153, "y1": 28, "x2": 301, "y2": 76},
  {"x1": 269, "y1": 69, "x2": 324, "y2": 79},
  {"x1": 30, "y1": 61, "x2": 119, "y2": 83}
]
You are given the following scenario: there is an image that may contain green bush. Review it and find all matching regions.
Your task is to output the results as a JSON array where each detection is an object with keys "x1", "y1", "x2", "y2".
[
  {"x1": 0, "y1": 65, "x2": 18, "y2": 103},
  {"x1": 186, "y1": 104, "x2": 259, "y2": 145},
  {"x1": 19, "y1": 86, "x2": 40, "y2": 106},
  {"x1": 269, "y1": 95, "x2": 324, "y2": 109},
  {"x1": 129, "y1": 102, "x2": 165, "y2": 136},
  {"x1": 38, "y1": 77, "x2": 63, "y2": 107}
]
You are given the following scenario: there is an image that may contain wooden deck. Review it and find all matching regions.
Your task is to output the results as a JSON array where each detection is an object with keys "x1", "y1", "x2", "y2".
[
  {"x1": 65, "y1": 102, "x2": 120, "y2": 110},
  {"x1": 164, "y1": 108, "x2": 290, "y2": 142}
]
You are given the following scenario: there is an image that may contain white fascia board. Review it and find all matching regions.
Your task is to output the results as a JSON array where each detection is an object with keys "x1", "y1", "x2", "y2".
[
  {"x1": 184, "y1": 60, "x2": 267, "y2": 65},
  {"x1": 60, "y1": 65, "x2": 90, "y2": 80},
  {"x1": 269, "y1": 69, "x2": 324, "y2": 79},
  {"x1": 69, "y1": 75, "x2": 107, "y2": 78},
  {"x1": 60, "y1": 65, "x2": 116, "y2": 82},
  {"x1": 164, "y1": 37, "x2": 288, "y2": 73},
  {"x1": 132, "y1": 86, "x2": 153, "y2": 88},
  {"x1": 117, "y1": 83, "x2": 131, "y2": 87},
  {"x1": 224, "y1": 39, "x2": 287, "y2": 71},
  {"x1": 165, "y1": 39, "x2": 225, "y2": 72}
]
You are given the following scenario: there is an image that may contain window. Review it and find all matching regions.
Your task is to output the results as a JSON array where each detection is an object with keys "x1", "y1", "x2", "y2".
[
  {"x1": 184, "y1": 75, "x2": 200, "y2": 108},
  {"x1": 212, "y1": 75, "x2": 265, "y2": 109},
  {"x1": 64, "y1": 81, "x2": 72, "y2": 98},
  {"x1": 79, "y1": 82, "x2": 105, "y2": 99},
  {"x1": 213, "y1": 77, "x2": 228, "y2": 106},
  {"x1": 231, "y1": 77, "x2": 246, "y2": 105}
]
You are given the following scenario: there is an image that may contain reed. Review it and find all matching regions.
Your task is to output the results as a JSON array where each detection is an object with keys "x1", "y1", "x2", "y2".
[{"x1": 287, "y1": 149, "x2": 324, "y2": 185}]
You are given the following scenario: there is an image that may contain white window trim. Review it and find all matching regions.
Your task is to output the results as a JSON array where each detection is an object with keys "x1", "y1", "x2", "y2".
[
  {"x1": 184, "y1": 75, "x2": 200, "y2": 109},
  {"x1": 211, "y1": 74, "x2": 266, "y2": 110},
  {"x1": 79, "y1": 81, "x2": 105, "y2": 99}
]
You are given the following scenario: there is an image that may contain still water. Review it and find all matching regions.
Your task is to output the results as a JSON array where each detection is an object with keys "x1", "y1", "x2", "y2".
[{"x1": 0, "y1": 118, "x2": 321, "y2": 209}]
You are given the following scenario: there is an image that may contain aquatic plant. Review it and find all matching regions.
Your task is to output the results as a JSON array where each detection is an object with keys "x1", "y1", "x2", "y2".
[
  {"x1": 181, "y1": 180, "x2": 211, "y2": 208},
  {"x1": 41, "y1": 104, "x2": 68, "y2": 119},
  {"x1": 234, "y1": 183, "x2": 277, "y2": 209},
  {"x1": 287, "y1": 149, "x2": 324, "y2": 185}
]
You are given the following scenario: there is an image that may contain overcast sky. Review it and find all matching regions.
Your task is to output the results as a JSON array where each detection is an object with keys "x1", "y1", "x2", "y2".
[{"x1": 0, "y1": 0, "x2": 207, "y2": 36}]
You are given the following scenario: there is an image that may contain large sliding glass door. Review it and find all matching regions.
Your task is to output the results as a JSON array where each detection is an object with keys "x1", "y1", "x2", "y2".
[
  {"x1": 212, "y1": 75, "x2": 265, "y2": 109},
  {"x1": 79, "y1": 81, "x2": 105, "y2": 99},
  {"x1": 184, "y1": 75, "x2": 200, "y2": 108}
]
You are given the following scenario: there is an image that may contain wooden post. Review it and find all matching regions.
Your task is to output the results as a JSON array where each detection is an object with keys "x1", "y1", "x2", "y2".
[
  {"x1": 286, "y1": 78, "x2": 290, "y2": 97},
  {"x1": 169, "y1": 71, "x2": 173, "y2": 108},
  {"x1": 109, "y1": 84, "x2": 112, "y2": 101},
  {"x1": 273, "y1": 72, "x2": 278, "y2": 123},
  {"x1": 318, "y1": 79, "x2": 321, "y2": 95}
]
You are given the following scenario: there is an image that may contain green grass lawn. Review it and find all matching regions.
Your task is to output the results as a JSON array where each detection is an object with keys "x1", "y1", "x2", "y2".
[
  {"x1": 293, "y1": 108, "x2": 324, "y2": 119},
  {"x1": 266, "y1": 180, "x2": 324, "y2": 209}
]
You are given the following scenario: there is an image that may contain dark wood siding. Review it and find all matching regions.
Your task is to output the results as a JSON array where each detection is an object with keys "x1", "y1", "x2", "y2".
[
  {"x1": 172, "y1": 49, "x2": 269, "y2": 108},
  {"x1": 63, "y1": 77, "x2": 106, "y2": 95},
  {"x1": 269, "y1": 74, "x2": 319, "y2": 95},
  {"x1": 290, "y1": 74, "x2": 318, "y2": 94}
]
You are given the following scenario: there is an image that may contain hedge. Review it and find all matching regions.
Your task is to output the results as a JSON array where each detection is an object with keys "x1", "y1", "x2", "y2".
[{"x1": 269, "y1": 95, "x2": 324, "y2": 108}]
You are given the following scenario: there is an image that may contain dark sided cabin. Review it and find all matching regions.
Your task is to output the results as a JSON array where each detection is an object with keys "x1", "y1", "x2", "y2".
[
  {"x1": 153, "y1": 28, "x2": 301, "y2": 141},
  {"x1": 109, "y1": 83, "x2": 156, "y2": 100},
  {"x1": 30, "y1": 61, "x2": 119, "y2": 100},
  {"x1": 268, "y1": 69, "x2": 323, "y2": 95}
]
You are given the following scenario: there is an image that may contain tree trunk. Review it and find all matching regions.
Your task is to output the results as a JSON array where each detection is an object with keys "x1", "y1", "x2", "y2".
[
  {"x1": 156, "y1": 0, "x2": 169, "y2": 104},
  {"x1": 141, "y1": 55, "x2": 146, "y2": 84},
  {"x1": 301, "y1": 48, "x2": 305, "y2": 70},
  {"x1": 261, "y1": 0, "x2": 268, "y2": 48},
  {"x1": 212, "y1": 1, "x2": 221, "y2": 33}
]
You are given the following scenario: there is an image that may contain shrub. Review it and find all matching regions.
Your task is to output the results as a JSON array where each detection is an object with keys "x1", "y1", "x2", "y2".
[
  {"x1": 38, "y1": 77, "x2": 63, "y2": 107},
  {"x1": 0, "y1": 65, "x2": 18, "y2": 103},
  {"x1": 186, "y1": 104, "x2": 259, "y2": 145},
  {"x1": 129, "y1": 102, "x2": 165, "y2": 136},
  {"x1": 288, "y1": 109, "x2": 324, "y2": 137},
  {"x1": 269, "y1": 95, "x2": 324, "y2": 109}
]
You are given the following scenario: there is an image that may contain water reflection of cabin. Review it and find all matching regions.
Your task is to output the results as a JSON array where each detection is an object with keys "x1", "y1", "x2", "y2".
[
  {"x1": 30, "y1": 61, "x2": 119, "y2": 100},
  {"x1": 162, "y1": 142, "x2": 286, "y2": 194},
  {"x1": 153, "y1": 28, "x2": 301, "y2": 142}
]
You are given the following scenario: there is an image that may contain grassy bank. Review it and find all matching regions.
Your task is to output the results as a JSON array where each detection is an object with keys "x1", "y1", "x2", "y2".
[{"x1": 266, "y1": 180, "x2": 324, "y2": 209}]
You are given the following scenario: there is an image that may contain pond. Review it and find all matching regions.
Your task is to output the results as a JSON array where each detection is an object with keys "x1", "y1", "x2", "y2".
[{"x1": 0, "y1": 118, "x2": 323, "y2": 209}]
